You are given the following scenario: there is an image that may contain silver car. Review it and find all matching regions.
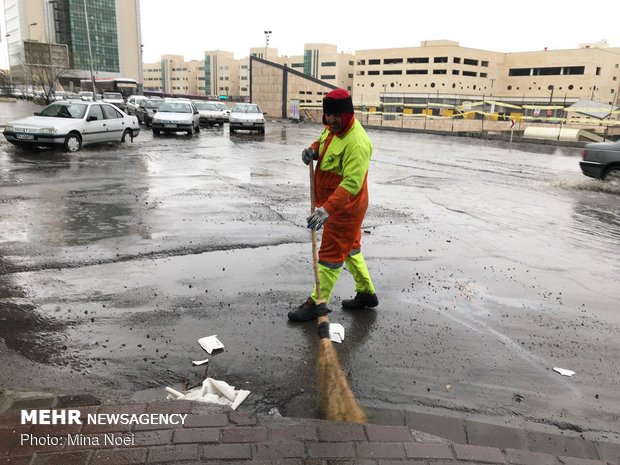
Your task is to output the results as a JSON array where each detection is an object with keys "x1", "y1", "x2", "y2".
[
  {"x1": 3, "y1": 101, "x2": 140, "y2": 152},
  {"x1": 580, "y1": 140, "x2": 620, "y2": 185},
  {"x1": 229, "y1": 103, "x2": 265, "y2": 135},
  {"x1": 151, "y1": 100, "x2": 201, "y2": 135}
]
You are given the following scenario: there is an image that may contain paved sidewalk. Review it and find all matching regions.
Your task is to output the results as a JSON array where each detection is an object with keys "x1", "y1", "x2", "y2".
[{"x1": 1, "y1": 394, "x2": 618, "y2": 465}]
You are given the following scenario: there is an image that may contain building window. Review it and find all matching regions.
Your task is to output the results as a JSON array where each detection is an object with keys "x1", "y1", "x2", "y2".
[
  {"x1": 462, "y1": 71, "x2": 477, "y2": 77},
  {"x1": 321, "y1": 75, "x2": 336, "y2": 79},
  {"x1": 434, "y1": 57, "x2": 448, "y2": 63},
  {"x1": 433, "y1": 69, "x2": 447, "y2": 74},
  {"x1": 384, "y1": 58, "x2": 403, "y2": 64},
  {"x1": 464, "y1": 58, "x2": 479, "y2": 66},
  {"x1": 348, "y1": 73, "x2": 353, "y2": 78},
  {"x1": 369, "y1": 59, "x2": 381, "y2": 65},
  {"x1": 408, "y1": 57, "x2": 429, "y2": 64},
  {"x1": 349, "y1": 60, "x2": 354, "y2": 65},
  {"x1": 368, "y1": 70, "x2": 380, "y2": 75},
  {"x1": 481, "y1": 60, "x2": 489, "y2": 67},
  {"x1": 357, "y1": 59, "x2": 366, "y2": 65},
  {"x1": 452, "y1": 70, "x2": 460, "y2": 75},
  {"x1": 453, "y1": 57, "x2": 461, "y2": 64},
  {"x1": 596, "y1": 67, "x2": 601, "y2": 76},
  {"x1": 508, "y1": 68, "x2": 531, "y2": 76},
  {"x1": 291, "y1": 63, "x2": 304, "y2": 68},
  {"x1": 321, "y1": 61, "x2": 336, "y2": 66},
  {"x1": 383, "y1": 70, "x2": 402, "y2": 75},
  {"x1": 357, "y1": 70, "x2": 365, "y2": 75},
  {"x1": 406, "y1": 69, "x2": 428, "y2": 75},
  {"x1": 480, "y1": 72, "x2": 487, "y2": 78}
]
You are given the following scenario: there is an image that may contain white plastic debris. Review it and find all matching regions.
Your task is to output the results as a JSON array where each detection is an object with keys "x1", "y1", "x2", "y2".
[
  {"x1": 553, "y1": 367, "x2": 576, "y2": 377},
  {"x1": 191, "y1": 358, "x2": 209, "y2": 366},
  {"x1": 329, "y1": 323, "x2": 345, "y2": 343},
  {"x1": 198, "y1": 335, "x2": 225, "y2": 354},
  {"x1": 166, "y1": 378, "x2": 250, "y2": 410}
]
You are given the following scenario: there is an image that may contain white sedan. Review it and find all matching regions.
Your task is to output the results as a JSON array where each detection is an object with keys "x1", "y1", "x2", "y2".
[
  {"x1": 3, "y1": 101, "x2": 140, "y2": 152},
  {"x1": 151, "y1": 100, "x2": 201, "y2": 135}
]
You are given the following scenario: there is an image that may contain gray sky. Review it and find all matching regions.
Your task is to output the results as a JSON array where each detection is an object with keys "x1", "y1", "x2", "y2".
[
  {"x1": 2, "y1": 0, "x2": 619, "y2": 68},
  {"x1": 138, "y1": 0, "x2": 620, "y2": 61}
]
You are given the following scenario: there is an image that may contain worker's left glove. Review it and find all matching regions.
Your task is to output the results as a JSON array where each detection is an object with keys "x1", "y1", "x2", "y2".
[
  {"x1": 307, "y1": 207, "x2": 329, "y2": 230},
  {"x1": 301, "y1": 148, "x2": 317, "y2": 165}
]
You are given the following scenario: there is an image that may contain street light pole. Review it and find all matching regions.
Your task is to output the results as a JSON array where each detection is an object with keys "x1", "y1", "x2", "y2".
[
  {"x1": 263, "y1": 30, "x2": 272, "y2": 60},
  {"x1": 28, "y1": 22, "x2": 38, "y2": 40},
  {"x1": 82, "y1": 0, "x2": 96, "y2": 95}
]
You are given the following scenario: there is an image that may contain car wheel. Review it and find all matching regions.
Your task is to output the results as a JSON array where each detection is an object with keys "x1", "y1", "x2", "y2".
[
  {"x1": 259, "y1": 128, "x2": 265, "y2": 135},
  {"x1": 195, "y1": 123, "x2": 200, "y2": 133},
  {"x1": 187, "y1": 126, "x2": 194, "y2": 136},
  {"x1": 64, "y1": 133, "x2": 82, "y2": 152},
  {"x1": 122, "y1": 129, "x2": 133, "y2": 142},
  {"x1": 230, "y1": 127, "x2": 235, "y2": 134},
  {"x1": 603, "y1": 167, "x2": 620, "y2": 186}
]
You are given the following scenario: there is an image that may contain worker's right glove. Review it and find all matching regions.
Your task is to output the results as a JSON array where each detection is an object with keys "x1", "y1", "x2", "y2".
[
  {"x1": 301, "y1": 148, "x2": 317, "y2": 165},
  {"x1": 307, "y1": 207, "x2": 329, "y2": 230}
]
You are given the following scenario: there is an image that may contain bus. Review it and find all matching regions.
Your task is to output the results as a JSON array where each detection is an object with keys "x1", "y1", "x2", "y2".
[{"x1": 79, "y1": 78, "x2": 139, "y2": 99}]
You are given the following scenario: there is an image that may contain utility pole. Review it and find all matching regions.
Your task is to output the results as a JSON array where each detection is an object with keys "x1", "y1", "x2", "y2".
[
  {"x1": 263, "y1": 30, "x2": 272, "y2": 60},
  {"x1": 83, "y1": 0, "x2": 96, "y2": 95}
]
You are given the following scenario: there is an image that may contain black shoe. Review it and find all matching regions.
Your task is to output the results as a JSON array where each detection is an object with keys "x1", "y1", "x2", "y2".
[
  {"x1": 342, "y1": 292, "x2": 379, "y2": 310},
  {"x1": 288, "y1": 298, "x2": 331, "y2": 322}
]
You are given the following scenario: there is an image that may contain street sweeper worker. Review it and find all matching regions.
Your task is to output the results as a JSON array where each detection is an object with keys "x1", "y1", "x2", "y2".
[{"x1": 288, "y1": 88, "x2": 378, "y2": 322}]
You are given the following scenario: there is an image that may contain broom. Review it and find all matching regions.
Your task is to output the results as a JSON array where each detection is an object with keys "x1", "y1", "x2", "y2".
[{"x1": 309, "y1": 161, "x2": 367, "y2": 424}]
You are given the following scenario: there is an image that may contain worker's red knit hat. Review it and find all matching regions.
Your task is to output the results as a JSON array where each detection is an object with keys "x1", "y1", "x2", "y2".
[{"x1": 323, "y1": 88, "x2": 354, "y2": 115}]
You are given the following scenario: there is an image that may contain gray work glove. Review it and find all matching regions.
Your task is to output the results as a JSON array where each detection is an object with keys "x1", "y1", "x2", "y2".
[
  {"x1": 307, "y1": 207, "x2": 329, "y2": 230},
  {"x1": 301, "y1": 148, "x2": 317, "y2": 165}
]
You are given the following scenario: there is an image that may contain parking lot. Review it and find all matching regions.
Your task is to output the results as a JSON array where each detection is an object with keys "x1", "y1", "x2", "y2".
[{"x1": 1, "y1": 99, "x2": 619, "y2": 443}]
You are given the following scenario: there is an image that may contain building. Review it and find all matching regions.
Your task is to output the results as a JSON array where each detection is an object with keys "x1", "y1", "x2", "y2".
[{"x1": 3, "y1": 0, "x2": 142, "y2": 90}]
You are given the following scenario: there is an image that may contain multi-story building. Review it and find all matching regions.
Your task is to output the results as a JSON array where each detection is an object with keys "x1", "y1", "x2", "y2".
[
  {"x1": 354, "y1": 40, "x2": 620, "y2": 108},
  {"x1": 3, "y1": 0, "x2": 142, "y2": 90}
]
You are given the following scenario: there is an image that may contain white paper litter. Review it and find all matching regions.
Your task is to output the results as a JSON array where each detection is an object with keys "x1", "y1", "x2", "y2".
[
  {"x1": 191, "y1": 358, "x2": 209, "y2": 366},
  {"x1": 166, "y1": 378, "x2": 250, "y2": 410},
  {"x1": 198, "y1": 335, "x2": 225, "y2": 354},
  {"x1": 329, "y1": 323, "x2": 345, "y2": 343},
  {"x1": 553, "y1": 367, "x2": 576, "y2": 377}
]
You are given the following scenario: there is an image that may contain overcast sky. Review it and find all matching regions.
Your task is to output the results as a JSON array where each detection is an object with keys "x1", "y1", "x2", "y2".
[
  {"x1": 1, "y1": 0, "x2": 619, "y2": 68},
  {"x1": 138, "y1": 0, "x2": 620, "y2": 62}
]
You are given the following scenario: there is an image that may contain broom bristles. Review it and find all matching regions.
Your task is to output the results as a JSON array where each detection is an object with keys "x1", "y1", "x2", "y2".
[{"x1": 317, "y1": 338, "x2": 367, "y2": 423}]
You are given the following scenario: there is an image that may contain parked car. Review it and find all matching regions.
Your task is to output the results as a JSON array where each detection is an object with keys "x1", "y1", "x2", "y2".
[
  {"x1": 136, "y1": 99, "x2": 163, "y2": 127},
  {"x1": 194, "y1": 101, "x2": 227, "y2": 126},
  {"x1": 213, "y1": 102, "x2": 230, "y2": 121},
  {"x1": 580, "y1": 140, "x2": 620, "y2": 185},
  {"x1": 151, "y1": 100, "x2": 200, "y2": 135},
  {"x1": 3, "y1": 101, "x2": 140, "y2": 153},
  {"x1": 101, "y1": 92, "x2": 127, "y2": 112},
  {"x1": 229, "y1": 103, "x2": 265, "y2": 135},
  {"x1": 78, "y1": 91, "x2": 94, "y2": 101},
  {"x1": 126, "y1": 95, "x2": 149, "y2": 115}
]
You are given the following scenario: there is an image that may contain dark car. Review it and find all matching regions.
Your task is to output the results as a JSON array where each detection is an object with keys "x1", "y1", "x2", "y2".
[
  {"x1": 580, "y1": 140, "x2": 620, "y2": 185},
  {"x1": 136, "y1": 99, "x2": 163, "y2": 127}
]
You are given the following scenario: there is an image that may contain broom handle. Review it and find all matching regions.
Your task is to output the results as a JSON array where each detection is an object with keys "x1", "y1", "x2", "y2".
[{"x1": 309, "y1": 162, "x2": 328, "y2": 323}]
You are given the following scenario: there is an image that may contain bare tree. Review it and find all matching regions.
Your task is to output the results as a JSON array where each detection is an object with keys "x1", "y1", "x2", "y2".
[{"x1": 24, "y1": 40, "x2": 70, "y2": 103}]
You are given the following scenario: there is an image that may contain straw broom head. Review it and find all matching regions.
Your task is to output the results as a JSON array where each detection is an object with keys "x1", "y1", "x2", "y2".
[{"x1": 316, "y1": 316, "x2": 367, "y2": 423}]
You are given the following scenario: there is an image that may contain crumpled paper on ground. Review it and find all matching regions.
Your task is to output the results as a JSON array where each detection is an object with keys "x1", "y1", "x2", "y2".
[{"x1": 166, "y1": 378, "x2": 250, "y2": 410}]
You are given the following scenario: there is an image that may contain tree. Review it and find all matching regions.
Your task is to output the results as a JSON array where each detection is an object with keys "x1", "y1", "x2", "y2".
[{"x1": 24, "y1": 40, "x2": 69, "y2": 103}]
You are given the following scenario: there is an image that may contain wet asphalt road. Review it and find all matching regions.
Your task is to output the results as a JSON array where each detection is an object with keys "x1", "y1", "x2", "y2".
[{"x1": 1, "y1": 100, "x2": 619, "y2": 441}]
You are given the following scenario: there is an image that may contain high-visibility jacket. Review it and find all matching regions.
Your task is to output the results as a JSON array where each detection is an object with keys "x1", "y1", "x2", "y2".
[{"x1": 312, "y1": 119, "x2": 373, "y2": 265}]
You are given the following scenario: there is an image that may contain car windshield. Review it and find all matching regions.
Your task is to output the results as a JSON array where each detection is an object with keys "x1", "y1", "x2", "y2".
[
  {"x1": 233, "y1": 104, "x2": 260, "y2": 114},
  {"x1": 40, "y1": 103, "x2": 88, "y2": 119},
  {"x1": 145, "y1": 100, "x2": 163, "y2": 109},
  {"x1": 103, "y1": 92, "x2": 123, "y2": 99},
  {"x1": 195, "y1": 103, "x2": 218, "y2": 111},
  {"x1": 158, "y1": 102, "x2": 192, "y2": 113}
]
